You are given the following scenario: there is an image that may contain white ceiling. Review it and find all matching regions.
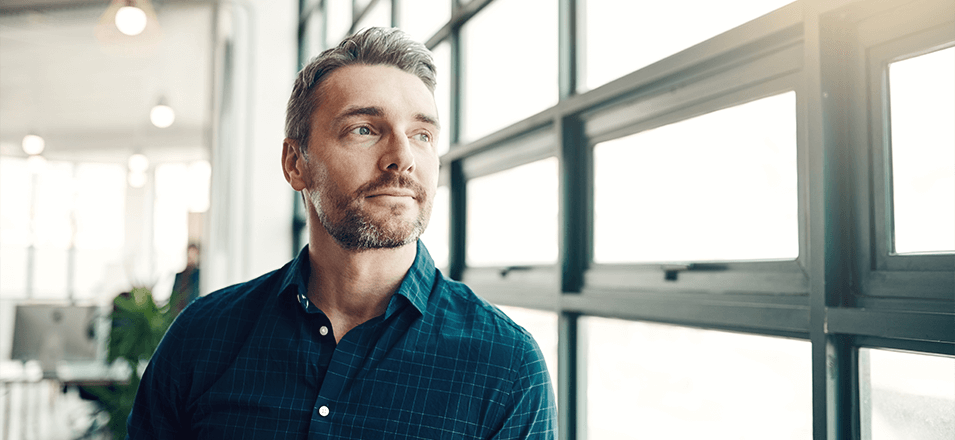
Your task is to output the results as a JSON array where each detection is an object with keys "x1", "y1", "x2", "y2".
[{"x1": 0, "y1": 0, "x2": 215, "y2": 164}]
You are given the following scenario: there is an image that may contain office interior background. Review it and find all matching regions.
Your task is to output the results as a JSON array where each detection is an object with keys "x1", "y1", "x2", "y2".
[{"x1": 0, "y1": 0, "x2": 953, "y2": 438}]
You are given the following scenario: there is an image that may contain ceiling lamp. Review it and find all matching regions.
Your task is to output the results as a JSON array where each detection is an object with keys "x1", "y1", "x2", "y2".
[
  {"x1": 95, "y1": 0, "x2": 162, "y2": 55},
  {"x1": 150, "y1": 98, "x2": 175, "y2": 128},
  {"x1": 128, "y1": 153, "x2": 150, "y2": 173},
  {"x1": 22, "y1": 134, "x2": 45, "y2": 155},
  {"x1": 115, "y1": 3, "x2": 148, "y2": 36}
]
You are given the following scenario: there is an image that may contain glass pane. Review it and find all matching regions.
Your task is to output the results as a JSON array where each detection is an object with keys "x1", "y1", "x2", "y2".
[
  {"x1": 32, "y1": 247, "x2": 68, "y2": 298},
  {"x1": 33, "y1": 161, "x2": 74, "y2": 249},
  {"x1": 888, "y1": 47, "x2": 955, "y2": 254},
  {"x1": 398, "y1": 0, "x2": 451, "y2": 44},
  {"x1": 593, "y1": 92, "x2": 797, "y2": 263},
  {"x1": 467, "y1": 158, "x2": 558, "y2": 266},
  {"x1": 355, "y1": 0, "x2": 391, "y2": 31},
  {"x1": 0, "y1": 246, "x2": 28, "y2": 298},
  {"x1": 462, "y1": 0, "x2": 557, "y2": 141},
  {"x1": 0, "y1": 157, "x2": 32, "y2": 247},
  {"x1": 154, "y1": 164, "x2": 189, "y2": 277},
  {"x1": 583, "y1": 0, "x2": 794, "y2": 91},
  {"x1": 496, "y1": 306, "x2": 558, "y2": 394},
  {"x1": 302, "y1": 10, "x2": 325, "y2": 58},
  {"x1": 326, "y1": 0, "x2": 352, "y2": 46},
  {"x1": 420, "y1": 185, "x2": 449, "y2": 270},
  {"x1": 860, "y1": 348, "x2": 955, "y2": 440},
  {"x1": 74, "y1": 163, "x2": 125, "y2": 250},
  {"x1": 583, "y1": 317, "x2": 811, "y2": 439},
  {"x1": 72, "y1": 248, "x2": 122, "y2": 300},
  {"x1": 432, "y1": 41, "x2": 451, "y2": 156}
]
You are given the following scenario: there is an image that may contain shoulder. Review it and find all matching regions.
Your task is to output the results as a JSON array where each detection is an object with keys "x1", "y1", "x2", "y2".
[
  {"x1": 170, "y1": 267, "x2": 281, "y2": 338},
  {"x1": 149, "y1": 263, "x2": 290, "y2": 390},
  {"x1": 430, "y1": 272, "x2": 536, "y2": 344},
  {"x1": 428, "y1": 273, "x2": 557, "y2": 436},
  {"x1": 426, "y1": 272, "x2": 548, "y2": 377}
]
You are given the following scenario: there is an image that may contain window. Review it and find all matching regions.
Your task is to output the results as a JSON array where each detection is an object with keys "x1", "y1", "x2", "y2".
[
  {"x1": 887, "y1": 47, "x2": 954, "y2": 255},
  {"x1": 298, "y1": 1, "x2": 955, "y2": 438},
  {"x1": 432, "y1": 41, "x2": 452, "y2": 155},
  {"x1": 420, "y1": 185, "x2": 450, "y2": 270},
  {"x1": 398, "y1": 0, "x2": 450, "y2": 44},
  {"x1": 584, "y1": 317, "x2": 811, "y2": 439},
  {"x1": 354, "y1": 0, "x2": 391, "y2": 31},
  {"x1": 461, "y1": 0, "x2": 557, "y2": 141},
  {"x1": 582, "y1": 0, "x2": 795, "y2": 91},
  {"x1": 466, "y1": 157, "x2": 558, "y2": 267},
  {"x1": 593, "y1": 92, "x2": 798, "y2": 264},
  {"x1": 860, "y1": 348, "x2": 955, "y2": 440}
]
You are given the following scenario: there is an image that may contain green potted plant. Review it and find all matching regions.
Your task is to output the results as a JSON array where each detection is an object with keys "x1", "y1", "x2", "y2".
[{"x1": 84, "y1": 286, "x2": 176, "y2": 439}]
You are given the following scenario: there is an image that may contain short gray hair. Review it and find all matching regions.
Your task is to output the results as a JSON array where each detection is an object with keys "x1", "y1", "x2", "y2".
[{"x1": 284, "y1": 27, "x2": 437, "y2": 154}]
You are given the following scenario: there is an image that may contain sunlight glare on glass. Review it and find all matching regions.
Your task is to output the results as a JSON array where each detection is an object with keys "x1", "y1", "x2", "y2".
[
  {"x1": 467, "y1": 158, "x2": 558, "y2": 266},
  {"x1": 888, "y1": 47, "x2": 955, "y2": 254},
  {"x1": 462, "y1": 0, "x2": 557, "y2": 142},
  {"x1": 861, "y1": 348, "x2": 955, "y2": 440},
  {"x1": 583, "y1": 0, "x2": 794, "y2": 91},
  {"x1": 419, "y1": 185, "x2": 449, "y2": 269},
  {"x1": 593, "y1": 92, "x2": 798, "y2": 263},
  {"x1": 584, "y1": 318, "x2": 811, "y2": 439}
]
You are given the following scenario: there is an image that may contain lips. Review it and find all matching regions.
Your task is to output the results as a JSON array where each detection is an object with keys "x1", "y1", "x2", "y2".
[
  {"x1": 367, "y1": 190, "x2": 416, "y2": 199},
  {"x1": 357, "y1": 174, "x2": 426, "y2": 201}
]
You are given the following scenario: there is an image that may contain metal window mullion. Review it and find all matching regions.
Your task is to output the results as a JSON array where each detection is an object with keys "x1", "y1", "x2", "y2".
[
  {"x1": 447, "y1": 18, "x2": 466, "y2": 280},
  {"x1": 558, "y1": 0, "x2": 579, "y2": 99},
  {"x1": 805, "y1": 9, "x2": 856, "y2": 440},
  {"x1": 558, "y1": 311, "x2": 580, "y2": 440}
]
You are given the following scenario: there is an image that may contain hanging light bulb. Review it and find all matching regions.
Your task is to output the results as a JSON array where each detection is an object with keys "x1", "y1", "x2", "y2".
[
  {"x1": 115, "y1": 3, "x2": 148, "y2": 36},
  {"x1": 150, "y1": 98, "x2": 175, "y2": 128},
  {"x1": 22, "y1": 134, "x2": 45, "y2": 155}
]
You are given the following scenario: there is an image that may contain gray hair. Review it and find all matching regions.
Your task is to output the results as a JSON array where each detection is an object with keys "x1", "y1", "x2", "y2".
[{"x1": 284, "y1": 27, "x2": 437, "y2": 155}]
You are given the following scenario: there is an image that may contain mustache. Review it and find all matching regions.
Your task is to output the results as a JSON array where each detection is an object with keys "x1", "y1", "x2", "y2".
[{"x1": 355, "y1": 173, "x2": 427, "y2": 200}]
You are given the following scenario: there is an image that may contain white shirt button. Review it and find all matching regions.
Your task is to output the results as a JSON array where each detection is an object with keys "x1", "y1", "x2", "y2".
[
  {"x1": 319, "y1": 405, "x2": 330, "y2": 417},
  {"x1": 319, "y1": 326, "x2": 329, "y2": 336}
]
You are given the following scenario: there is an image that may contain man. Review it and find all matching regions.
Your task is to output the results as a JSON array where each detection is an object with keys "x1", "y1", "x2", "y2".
[{"x1": 127, "y1": 27, "x2": 557, "y2": 439}]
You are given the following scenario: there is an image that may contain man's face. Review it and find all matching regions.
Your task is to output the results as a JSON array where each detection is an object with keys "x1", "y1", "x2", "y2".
[{"x1": 302, "y1": 64, "x2": 440, "y2": 251}]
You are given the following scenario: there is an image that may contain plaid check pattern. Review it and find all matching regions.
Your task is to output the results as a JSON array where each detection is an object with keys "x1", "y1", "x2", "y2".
[{"x1": 127, "y1": 241, "x2": 556, "y2": 439}]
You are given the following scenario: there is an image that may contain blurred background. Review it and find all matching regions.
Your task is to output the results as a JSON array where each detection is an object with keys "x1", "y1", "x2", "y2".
[{"x1": 0, "y1": 0, "x2": 952, "y2": 439}]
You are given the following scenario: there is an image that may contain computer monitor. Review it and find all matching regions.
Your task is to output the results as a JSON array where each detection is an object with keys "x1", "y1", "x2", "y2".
[{"x1": 10, "y1": 304, "x2": 101, "y2": 375}]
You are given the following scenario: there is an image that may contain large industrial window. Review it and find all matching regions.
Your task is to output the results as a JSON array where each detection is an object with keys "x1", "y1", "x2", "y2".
[{"x1": 295, "y1": 1, "x2": 954, "y2": 439}]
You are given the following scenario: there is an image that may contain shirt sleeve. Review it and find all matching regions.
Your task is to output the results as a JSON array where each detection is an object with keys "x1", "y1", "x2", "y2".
[
  {"x1": 125, "y1": 312, "x2": 189, "y2": 439},
  {"x1": 490, "y1": 336, "x2": 558, "y2": 440}
]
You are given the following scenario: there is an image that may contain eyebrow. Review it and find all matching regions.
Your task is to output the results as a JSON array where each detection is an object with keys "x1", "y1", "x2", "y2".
[{"x1": 334, "y1": 105, "x2": 440, "y2": 130}]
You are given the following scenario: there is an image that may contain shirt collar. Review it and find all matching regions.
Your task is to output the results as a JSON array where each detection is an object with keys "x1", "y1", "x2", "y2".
[
  {"x1": 278, "y1": 241, "x2": 435, "y2": 316},
  {"x1": 387, "y1": 239, "x2": 435, "y2": 316}
]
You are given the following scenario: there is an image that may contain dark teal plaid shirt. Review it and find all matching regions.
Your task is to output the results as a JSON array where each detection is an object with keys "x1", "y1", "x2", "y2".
[{"x1": 127, "y1": 241, "x2": 556, "y2": 439}]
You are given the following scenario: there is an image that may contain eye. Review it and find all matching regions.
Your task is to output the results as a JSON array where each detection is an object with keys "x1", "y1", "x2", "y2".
[
  {"x1": 412, "y1": 132, "x2": 431, "y2": 143},
  {"x1": 351, "y1": 126, "x2": 373, "y2": 136}
]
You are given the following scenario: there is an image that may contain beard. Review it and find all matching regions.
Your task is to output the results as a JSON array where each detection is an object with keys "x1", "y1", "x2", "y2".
[{"x1": 308, "y1": 171, "x2": 433, "y2": 251}]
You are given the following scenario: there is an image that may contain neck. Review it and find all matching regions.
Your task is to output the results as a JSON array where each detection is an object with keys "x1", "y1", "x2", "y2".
[{"x1": 306, "y1": 227, "x2": 417, "y2": 342}]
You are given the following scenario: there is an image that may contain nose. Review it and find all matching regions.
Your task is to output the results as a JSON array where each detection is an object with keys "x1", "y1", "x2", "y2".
[{"x1": 379, "y1": 132, "x2": 416, "y2": 174}]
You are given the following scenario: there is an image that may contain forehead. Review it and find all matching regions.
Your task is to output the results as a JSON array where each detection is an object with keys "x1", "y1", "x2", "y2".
[{"x1": 313, "y1": 64, "x2": 437, "y2": 123}]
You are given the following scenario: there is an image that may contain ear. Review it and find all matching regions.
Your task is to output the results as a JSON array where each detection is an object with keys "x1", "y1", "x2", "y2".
[{"x1": 282, "y1": 138, "x2": 308, "y2": 191}]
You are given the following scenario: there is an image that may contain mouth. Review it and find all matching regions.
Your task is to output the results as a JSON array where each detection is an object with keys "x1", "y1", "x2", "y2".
[
  {"x1": 367, "y1": 193, "x2": 416, "y2": 200},
  {"x1": 366, "y1": 189, "x2": 417, "y2": 199}
]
